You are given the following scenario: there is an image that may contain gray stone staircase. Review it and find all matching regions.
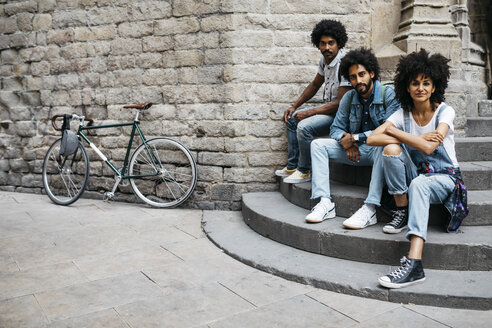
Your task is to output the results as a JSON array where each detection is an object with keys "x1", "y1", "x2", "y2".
[{"x1": 204, "y1": 100, "x2": 492, "y2": 310}]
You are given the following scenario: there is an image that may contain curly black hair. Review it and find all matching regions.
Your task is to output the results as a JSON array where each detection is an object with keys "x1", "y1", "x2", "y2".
[
  {"x1": 394, "y1": 49, "x2": 450, "y2": 111},
  {"x1": 339, "y1": 48, "x2": 380, "y2": 81},
  {"x1": 311, "y1": 20, "x2": 347, "y2": 49}
]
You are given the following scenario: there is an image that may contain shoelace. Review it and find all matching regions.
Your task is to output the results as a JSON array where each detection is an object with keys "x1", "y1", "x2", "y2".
[
  {"x1": 388, "y1": 256, "x2": 411, "y2": 279},
  {"x1": 389, "y1": 209, "x2": 406, "y2": 227}
]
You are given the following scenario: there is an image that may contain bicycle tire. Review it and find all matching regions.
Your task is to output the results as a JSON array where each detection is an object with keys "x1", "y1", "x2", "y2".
[
  {"x1": 42, "y1": 138, "x2": 90, "y2": 205},
  {"x1": 129, "y1": 137, "x2": 197, "y2": 208}
]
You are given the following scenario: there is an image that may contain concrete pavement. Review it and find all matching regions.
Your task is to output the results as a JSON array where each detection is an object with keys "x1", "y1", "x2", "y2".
[{"x1": 0, "y1": 191, "x2": 491, "y2": 327}]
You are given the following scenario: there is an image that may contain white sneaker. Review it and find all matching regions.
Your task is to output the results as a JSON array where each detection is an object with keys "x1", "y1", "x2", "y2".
[
  {"x1": 283, "y1": 169, "x2": 311, "y2": 184},
  {"x1": 343, "y1": 204, "x2": 377, "y2": 229},
  {"x1": 275, "y1": 166, "x2": 296, "y2": 177},
  {"x1": 306, "y1": 200, "x2": 336, "y2": 223}
]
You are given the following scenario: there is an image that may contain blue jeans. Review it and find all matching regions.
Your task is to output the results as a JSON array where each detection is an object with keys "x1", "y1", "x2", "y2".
[
  {"x1": 286, "y1": 108, "x2": 334, "y2": 173},
  {"x1": 382, "y1": 151, "x2": 455, "y2": 241},
  {"x1": 310, "y1": 138, "x2": 384, "y2": 206}
]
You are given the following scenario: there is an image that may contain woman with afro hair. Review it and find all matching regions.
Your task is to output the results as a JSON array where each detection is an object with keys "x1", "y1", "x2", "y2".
[{"x1": 367, "y1": 49, "x2": 469, "y2": 288}]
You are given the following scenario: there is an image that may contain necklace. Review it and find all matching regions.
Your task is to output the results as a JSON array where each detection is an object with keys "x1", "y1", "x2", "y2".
[{"x1": 413, "y1": 111, "x2": 430, "y2": 127}]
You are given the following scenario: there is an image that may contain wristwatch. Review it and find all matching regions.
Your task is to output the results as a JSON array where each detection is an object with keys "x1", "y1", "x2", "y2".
[{"x1": 353, "y1": 134, "x2": 359, "y2": 143}]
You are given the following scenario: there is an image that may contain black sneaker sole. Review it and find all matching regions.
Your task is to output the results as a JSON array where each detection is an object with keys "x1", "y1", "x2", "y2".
[
  {"x1": 382, "y1": 225, "x2": 407, "y2": 234},
  {"x1": 378, "y1": 276, "x2": 426, "y2": 289}
]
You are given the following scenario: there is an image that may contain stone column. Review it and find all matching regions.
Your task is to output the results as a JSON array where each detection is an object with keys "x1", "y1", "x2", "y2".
[{"x1": 393, "y1": 0, "x2": 462, "y2": 65}]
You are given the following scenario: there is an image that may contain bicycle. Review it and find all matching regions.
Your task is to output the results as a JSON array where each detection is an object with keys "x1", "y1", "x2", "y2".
[{"x1": 42, "y1": 102, "x2": 198, "y2": 208}]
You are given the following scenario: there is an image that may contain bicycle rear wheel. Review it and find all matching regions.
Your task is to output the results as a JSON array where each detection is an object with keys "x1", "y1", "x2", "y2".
[
  {"x1": 129, "y1": 137, "x2": 197, "y2": 208},
  {"x1": 42, "y1": 138, "x2": 90, "y2": 205}
]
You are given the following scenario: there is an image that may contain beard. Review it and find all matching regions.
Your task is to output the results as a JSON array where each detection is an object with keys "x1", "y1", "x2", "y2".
[{"x1": 355, "y1": 78, "x2": 373, "y2": 96}]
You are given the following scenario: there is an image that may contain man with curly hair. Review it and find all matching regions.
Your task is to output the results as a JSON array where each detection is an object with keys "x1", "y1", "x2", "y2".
[
  {"x1": 305, "y1": 48, "x2": 400, "y2": 229},
  {"x1": 276, "y1": 20, "x2": 352, "y2": 184}
]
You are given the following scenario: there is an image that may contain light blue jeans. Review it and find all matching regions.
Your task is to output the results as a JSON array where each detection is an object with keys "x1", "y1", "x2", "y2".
[
  {"x1": 286, "y1": 108, "x2": 335, "y2": 173},
  {"x1": 382, "y1": 151, "x2": 455, "y2": 241},
  {"x1": 310, "y1": 138, "x2": 384, "y2": 206}
]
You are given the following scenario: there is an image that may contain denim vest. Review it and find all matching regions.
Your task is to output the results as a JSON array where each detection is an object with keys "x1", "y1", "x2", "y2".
[{"x1": 402, "y1": 105, "x2": 469, "y2": 231}]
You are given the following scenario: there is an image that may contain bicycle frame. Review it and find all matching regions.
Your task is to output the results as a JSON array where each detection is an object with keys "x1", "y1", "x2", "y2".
[{"x1": 76, "y1": 120, "x2": 160, "y2": 180}]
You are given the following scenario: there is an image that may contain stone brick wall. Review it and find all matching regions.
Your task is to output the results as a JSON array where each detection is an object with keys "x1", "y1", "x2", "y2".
[{"x1": 0, "y1": 0, "x2": 487, "y2": 209}]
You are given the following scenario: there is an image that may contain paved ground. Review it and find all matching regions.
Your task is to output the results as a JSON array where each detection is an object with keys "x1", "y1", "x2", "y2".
[{"x1": 0, "y1": 191, "x2": 491, "y2": 328}]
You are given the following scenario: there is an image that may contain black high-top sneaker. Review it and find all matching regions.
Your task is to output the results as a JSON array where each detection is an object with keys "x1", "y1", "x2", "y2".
[
  {"x1": 383, "y1": 207, "x2": 408, "y2": 234},
  {"x1": 378, "y1": 256, "x2": 425, "y2": 288}
]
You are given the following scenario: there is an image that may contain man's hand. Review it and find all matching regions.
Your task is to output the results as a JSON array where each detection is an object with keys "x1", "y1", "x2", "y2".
[
  {"x1": 293, "y1": 109, "x2": 313, "y2": 122},
  {"x1": 283, "y1": 106, "x2": 296, "y2": 123},
  {"x1": 340, "y1": 132, "x2": 354, "y2": 150},
  {"x1": 421, "y1": 131, "x2": 444, "y2": 143},
  {"x1": 346, "y1": 145, "x2": 361, "y2": 163}
]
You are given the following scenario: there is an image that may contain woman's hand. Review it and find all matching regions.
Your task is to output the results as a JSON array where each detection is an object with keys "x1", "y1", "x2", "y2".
[{"x1": 421, "y1": 131, "x2": 444, "y2": 143}]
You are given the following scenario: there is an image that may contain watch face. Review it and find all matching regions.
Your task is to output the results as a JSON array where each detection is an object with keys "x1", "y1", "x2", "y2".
[{"x1": 354, "y1": 135, "x2": 359, "y2": 141}]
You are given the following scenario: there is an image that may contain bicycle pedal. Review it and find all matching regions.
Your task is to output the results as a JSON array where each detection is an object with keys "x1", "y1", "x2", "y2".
[{"x1": 103, "y1": 192, "x2": 114, "y2": 202}]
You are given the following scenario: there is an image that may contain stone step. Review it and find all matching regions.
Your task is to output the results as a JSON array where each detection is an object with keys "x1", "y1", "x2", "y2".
[
  {"x1": 279, "y1": 178, "x2": 492, "y2": 226},
  {"x1": 241, "y1": 192, "x2": 492, "y2": 271},
  {"x1": 328, "y1": 161, "x2": 492, "y2": 191},
  {"x1": 466, "y1": 117, "x2": 492, "y2": 137},
  {"x1": 203, "y1": 210, "x2": 492, "y2": 310},
  {"x1": 455, "y1": 137, "x2": 492, "y2": 161},
  {"x1": 478, "y1": 100, "x2": 492, "y2": 117}
]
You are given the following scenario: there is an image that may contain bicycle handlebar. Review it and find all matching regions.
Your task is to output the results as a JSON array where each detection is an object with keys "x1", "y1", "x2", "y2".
[{"x1": 51, "y1": 114, "x2": 94, "y2": 131}]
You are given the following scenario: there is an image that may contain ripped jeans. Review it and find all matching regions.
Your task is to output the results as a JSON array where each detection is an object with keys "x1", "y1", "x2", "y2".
[{"x1": 382, "y1": 150, "x2": 454, "y2": 241}]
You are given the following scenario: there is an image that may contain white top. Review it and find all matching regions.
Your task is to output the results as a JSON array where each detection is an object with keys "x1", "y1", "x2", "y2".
[
  {"x1": 317, "y1": 49, "x2": 351, "y2": 103},
  {"x1": 387, "y1": 103, "x2": 459, "y2": 167}
]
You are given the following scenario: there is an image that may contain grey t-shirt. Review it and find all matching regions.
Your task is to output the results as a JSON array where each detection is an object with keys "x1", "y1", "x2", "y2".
[{"x1": 317, "y1": 49, "x2": 351, "y2": 103}]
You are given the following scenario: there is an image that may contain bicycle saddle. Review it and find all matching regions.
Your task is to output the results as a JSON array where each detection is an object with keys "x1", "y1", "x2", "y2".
[{"x1": 123, "y1": 102, "x2": 152, "y2": 110}]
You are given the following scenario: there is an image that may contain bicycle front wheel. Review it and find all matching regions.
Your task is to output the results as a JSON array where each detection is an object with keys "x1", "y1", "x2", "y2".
[
  {"x1": 42, "y1": 138, "x2": 90, "y2": 205},
  {"x1": 129, "y1": 137, "x2": 197, "y2": 208}
]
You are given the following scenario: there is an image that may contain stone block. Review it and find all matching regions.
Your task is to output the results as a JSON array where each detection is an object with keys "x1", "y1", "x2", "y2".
[
  {"x1": 196, "y1": 165, "x2": 223, "y2": 182},
  {"x1": 30, "y1": 60, "x2": 50, "y2": 76},
  {"x1": 173, "y1": 0, "x2": 220, "y2": 16},
  {"x1": 160, "y1": 120, "x2": 192, "y2": 136},
  {"x1": 8, "y1": 106, "x2": 31, "y2": 121},
  {"x1": 0, "y1": 91, "x2": 21, "y2": 109},
  {"x1": 128, "y1": 1, "x2": 172, "y2": 21},
  {"x1": 200, "y1": 14, "x2": 235, "y2": 32},
  {"x1": 225, "y1": 137, "x2": 269, "y2": 152},
  {"x1": 20, "y1": 92, "x2": 41, "y2": 107},
  {"x1": 87, "y1": 7, "x2": 127, "y2": 25},
  {"x1": 154, "y1": 17, "x2": 200, "y2": 35},
  {"x1": 46, "y1": 29, "x2": 73, "y2": 44},
  {"x1": 198, "y1": 152, "x2": 247, "y2": 167},
  {"x1": 71, "y1": 58, "x2": 91, "y2": 73},
  {"x1": 86, "y1": 41, "x2": 111, "y2": 57},
  {"x1": 3, "y1": 1, "x2": 37, "y2": 16},
  {"x1": 2, "y1": 77, "x2": 23, "y2": 91},
  {"x1": 179, "y1": 136, "x2": 225, "y2": 151},
  {"x1": 223, "y1": 64, "x2": 277, "y2": 83},
  {"x1": 276, "y1": 65, "x2": 315, "y2": 83},
  {"x1": 270, "y1": 137, "x2": 287, "y2": 151},
  {"x1": 178, "y1": 66, "x2": 223, "y2": 84},
  {"x1": 224, "y1": 167, "x2": 275, "y2": 183},
  {"x1": 114, "y1": 69, "x2": 142, "y2": 87},
  {"x1": 220, "y1": 30, "x2": 273, "y2": 48},
  {"x1": 220, "y1": 0, "x2": 268, "y2": 13},
  {"x1": 118, "y1": 21, "x2": 153, "y2": 38},
  {"x1": 223, "y1": 104, "x2": 269, "y2": 120},
  {"x1": 248, "y1": 121, "x2": 284, "y2": 137},
  {"x1": 174, "y1": 32, "x2": 219, "y2": 50},
  {"x1": 142, "y1": 68, "x2": 178, "y2": 86},
  {"x1": 275, "y1": 31, "x2": 309, "y2": 47},
  {"x1": 105, "y1": 87, "x2": 133, "y2": 105},
  {"x1": 60, "y1": 43, "x2": 88, "y2": 59},
  {"x1": 248, "y1": 152, "x2": 286, "y2": 166},
  {"x1": 210, "y1": 183, "x2": 245, "y2": 201},
  {"x1": 136, "y1": 53, "x2": 163, "y2": 69},
  {"x1": 39, "y1": 0, "x2": 56, "y2": 13},
  {"x1": 176, "y1": 104, "x2": 223, "y2": 120},
  {"x1": 74, "y1": 26, "x2": 116, "y2": 41},
  {"x1": 111, "y1": 38, "x2": 142, "y2": 55},
  {"x1": 0, "y1": 17, "x2": 18, "y2": 34},
  {"x1": 270, "y1": 0, "x2": 320, "y2": 14},
  {"x1": 204, "y1": 48, "x2": 235, "y2": 65},
  {"x1": 132, "y1": 86, "x2": 163, "y2": 104},
  {"x1": 49, "y1": 59, "x2": 71, "y2": 74},
  {"x1": 14, "y1": 121, "x2": 36, "y2": 137},
  {"x1": 52, "y1": 10, "x2": 87, "y2": 28},
  {"x1": 191, "y1": 120, "x2": 246, "y2": 137},
  {"x1": 17, "y1": 13, "x2": 33, "y2": 31},
  {"x1": 56, "y1": 74, "x2": 79, "y2": 90},
  {"x1": 51, "y1": 90, "x2": 70, "y2": 106},
  {"x1": 142, "y1": 36, "x2": 174, "y2": 52},
  {"x1": 174, "y1": 50, "x2": 202, "y2": 67},
  {"x1": 0, "y1": 36, "x2": 10, "y2": 50},
  {"x1": 1, "y1": 49, "x2": 17, "y2": 65},
  {"x1": 161, "y1": 84, "x2": 199, "y2": 104}
]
